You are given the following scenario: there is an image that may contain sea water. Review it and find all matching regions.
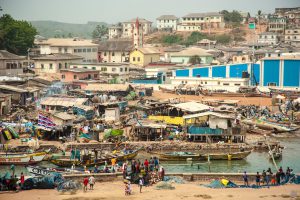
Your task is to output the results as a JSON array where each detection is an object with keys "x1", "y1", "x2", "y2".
[{"x1": 0, "y1": 137, "x2": 299, "y2": 176}]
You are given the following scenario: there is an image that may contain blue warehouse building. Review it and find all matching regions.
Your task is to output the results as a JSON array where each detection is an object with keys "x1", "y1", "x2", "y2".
[{"x1": 261, "y1": 57, "x2": 300, "y2": 87}]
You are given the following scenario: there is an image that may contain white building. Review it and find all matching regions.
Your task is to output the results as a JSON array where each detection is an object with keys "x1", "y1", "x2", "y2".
[
  {"x1": 35, "y1": 38, "x2": 99, "y2": 63},
  {"x1": 285, "y1": 29, "x2": 300, "y2": 46},
  {"x1": 108, "y1": 26, "x2": 122, "y2": 39},
  {"x1": 177, "y1": 12, "x2": 225, "y2": 32},
  {"x1": 156, "y1": 15, "x2": 178, "y2": 31},
  {"x1": 121, "y1": 18, "x2": 152, "y2": 38},
  {"x1": 257, "y1": 32, "x2": 279, "y2": 45},
  {"x1": 69, "y1": 62, "x2": 130, "y2": 83},
  {"x1": 32, "y1": 54, "x2": 83, "y2": 75}
]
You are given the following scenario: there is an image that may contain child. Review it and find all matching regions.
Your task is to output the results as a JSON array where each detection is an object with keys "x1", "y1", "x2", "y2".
[
  {"x1": 83, "y1": 177, "x2": 89, "y2": 192},
  {"x1": 89, "y1": 175, "x2": 95, "y2": 190},
  {"x1": 139, "y1": 177, "x2": 144, "y2": 193}
]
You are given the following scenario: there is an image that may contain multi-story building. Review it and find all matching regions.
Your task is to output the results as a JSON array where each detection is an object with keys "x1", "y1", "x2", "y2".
[
  {"x1": 35, "y1": 38, "x2": 99, "y2": 63},
  {"x1": 98, "y1": 39, "x2": 133, "y2": 63},
  {"x1": 108, "y1": 26, "x2": 122, "y2": 39},
  {"x1": 32, "y1": 54, "x2": 83, "y2": 74},
  {"x1": 257, "y1": 32, "x2": 280, "y2": 45},
  {"x1": 0, "y1": 50, "x2": 25, "y2": 76},
  {"x1": 275, "y1": 7, "x2": 300, "y2": 17},
  {"x1": 156, "y1": 15, "x2": 178, "y2": 31},
  {"x1": 285, "y1": 29, "x2": 300, "y2": 46},
  {"x1": 169, "y1": 47, "x2": 214, "y2": 64},
  {"x1": 121, "y1": 18, "x2": 152, "y2": 38},
  {"x1": 268, "y1": 16, "x2": 287, "y2": 33},
  {"x1": 177, "y1": 12, "x2": 225, "y2": 32},
  {"x1": 69, "y1": 62, "x2": 130, "y2": 83},
  {"x1": 60, "y1": 68, "x2": 99, "y2": 83}
]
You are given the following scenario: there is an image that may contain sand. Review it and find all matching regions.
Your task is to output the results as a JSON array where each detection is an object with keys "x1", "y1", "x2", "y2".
[
  {"x1": 1, "y1": 181, "x2": 299, "y2": 200},
  {"x1": 152, "y1": 91, "x2": 272, "y2": 107}
]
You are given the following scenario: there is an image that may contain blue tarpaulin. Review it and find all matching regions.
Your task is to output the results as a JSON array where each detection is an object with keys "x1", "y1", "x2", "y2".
[{"x1": 188, "y1": 126, "x2": 223, "y2": 135}]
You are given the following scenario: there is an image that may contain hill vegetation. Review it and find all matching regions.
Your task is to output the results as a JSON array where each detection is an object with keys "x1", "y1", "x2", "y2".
[{"x1": 30, "y1": 20, "x2": 108, "y2": 39}]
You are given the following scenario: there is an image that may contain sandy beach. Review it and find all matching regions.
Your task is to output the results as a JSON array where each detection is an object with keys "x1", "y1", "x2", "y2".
[{"x1": 1, "y1": 181, "x2": 299, "y2": 200}]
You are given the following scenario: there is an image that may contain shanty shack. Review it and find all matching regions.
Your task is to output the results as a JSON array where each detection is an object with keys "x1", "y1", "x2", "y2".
[
  {"x1": 183, "y1": 112, "x2": 245, "y2": 143},
  {"x1": 39, "y1": 97, "x2": 90, "y2": 111},
  {"x1": 85, "y1": 83, "x2": 133, "y2": 96}
]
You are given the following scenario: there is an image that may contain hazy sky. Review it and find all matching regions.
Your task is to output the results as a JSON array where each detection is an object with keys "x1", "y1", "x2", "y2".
[{"x1": 1, "y1": 0, "x2": 299, "y2": 24}]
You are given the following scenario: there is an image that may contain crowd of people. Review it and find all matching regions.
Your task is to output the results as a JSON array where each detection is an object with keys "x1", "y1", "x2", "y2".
[{"x1": 243, "y1": 166, "x2": 296, "y2": 187}]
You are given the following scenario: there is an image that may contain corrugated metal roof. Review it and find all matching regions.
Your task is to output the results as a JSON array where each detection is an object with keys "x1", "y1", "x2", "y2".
[
  {"x1": 85, "y1": 84, "x2": 130, "y2": 92},
  {"x1": 183, "y1": 111, "x2": 233, "y2": 119},
  {"x1": 40, "y1": 97, "x2": 88, "y2": 107},
  {"x1": 170, "y1": 102, "x2": 211, "y2": 113},
  {"x1": 170, "y1": 47, "x2": 212, "y2": 57}
]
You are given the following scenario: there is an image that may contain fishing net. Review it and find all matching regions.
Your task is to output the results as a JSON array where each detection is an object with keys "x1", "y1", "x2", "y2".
[
  {"x1": 204, "y1": 179, "x2": 238, "y2": 188},
  {"x1": 57, "y1": 180, "x2": 82, "y2": 192},
  {"x1": 23, "y1": 172, "x2": 64, "y2": 190},
  {"x1": 155, "y1": 182, "x2": 175, "y2": 190},
  {"x1": 164, "y1": 176, "x2": 185, "y2": 184}
]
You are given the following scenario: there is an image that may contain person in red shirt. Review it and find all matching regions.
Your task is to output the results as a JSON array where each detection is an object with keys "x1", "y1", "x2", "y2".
[
  {"x1": 144, "y1": 159, "x2": 149, "y2": 172},
  {"x1": 83, "y1": 177, "x2": 89, "y2": 192},
  {"x1": 20, "y1": 172, "x2": 25, "y2": 189}
]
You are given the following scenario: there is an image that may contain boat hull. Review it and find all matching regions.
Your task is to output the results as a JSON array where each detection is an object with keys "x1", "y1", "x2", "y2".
[
  {"x1": 201, "y1": 151, "x2": 251, "y2": 160},
  {"x1": 0, "y1": 152, "x2": 47, "y2": 165},
  {"x1": 157, "y1": 152, "x2": 201, "y2": 161}
]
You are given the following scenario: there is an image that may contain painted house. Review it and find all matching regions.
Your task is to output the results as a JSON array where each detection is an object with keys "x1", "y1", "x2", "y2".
[
  {"x1": 35, "y1": 38, "x2": 98, "y2": 63},
  {"x1": 0, "y1": 94, "x2": 12, "y2": 116},
  {"x1": 33, "y1": 54, "x2": 83, "y2": 75},
  {"x1": 260, "y1": 56, "x2": 300, "y2": 88},
  {"x1": 258, "y1": 32, "x2": 280, "y2": 45},
  {"x1": 98, "y1": 39, "x2": 133, "y2": 63},
  {"x1": 108, "y1": 26, "x2": 122, "y2": 39},
  {"x1": 130, "y1": 48, "x2": 160, "y2": 67},
  {"x1": 170, "y1": 47, "x2": 213, "y2": 64},
  {"x1": 156, "y1": 15, "x2": 178, "y2": 31},
  {"x1": 285, "y1": 29, "x2": 300, "y2": 46},
  {"x1": 70, "y1": 62, "x2": 130, "y2": 83},
  {"x1": 268, "y1": 17, "x2": 287, "y2": 33},
  {"x1": 121, "y1": 18, "x2": 152, "y2": 38},
  {"x1": 177, "y1": 12, "x2": 225, "y2": 32},
  {"x1": 0, "y1": 50, "x2": 25, "y2": 76},
  {"x1": 60, "y1": 68, "x2": 99, "y2": 83}
]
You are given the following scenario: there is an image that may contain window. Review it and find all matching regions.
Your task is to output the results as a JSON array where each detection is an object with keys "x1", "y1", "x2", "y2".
[
  {"x1": 94, "y1": 74, "x2": 98, "y2": 78},
  {"x1": 6, "y1": 63, "x2": 10, "y2": 69},
  {"x1": 133, "y1": 57, "x2": 136, "y2": 61},
  {"x1": 64, "y1": 48, "x2": 67, "y2": 53},
  {"x1": 62, "y1": 75, "x2": 65, "y2": 79},
  {"x1": 49, "y1": 63, "x2": 53, "y2": 69},
  {"x1": 137, "y1": 57, "x2": 140, "y2": 61},
  {"x1": 112, "y1": 68, "x2": 116, "y2": 72},
  {"x1": 120, "y1": 68, "x2": 123, "y2": 72},
  {"x1": 59, "y1": 48, "x2": 62, "y2": 53},
  {"x1": 83, "y1": 49, "x2": 86, "y2": 52},
  {"x1": 125, "y1": 67, "x2": 128, "y2": 72},
  {"x1": 41, "y1": 64, "x2": 44, "y2": 69},
  {"x1": 112, "y1": 52, "x2": 115, "y2": 56},
  {"x1": 78, "y1": 49, "x2": 82, "y2": 53},
  {"x1": 74, "y1": 49, "x2": 78, "y2": 53},
  {"x1": 104, "y1": 52, "x2": 107, "y2": 56},
  {"x1": 92, "y1": 48, "x2": 97, "y2": 52},
  {"x1": 65, "y1": 63, "x2": 68, "y2": 68},
  {"x1": 83, "y1": 66, "x2": 87, "y2": 69},
  {"x1": 223, "y1": 83, "x2": 229, "y2": 86},
  {"x1": 59, "y1": 63, "x2": 62, "y2": 69},
  {"x1": 74, "y1": 75, "x2": 77, "y2": 79},
  {"x1": 92, "y1": 67, "x2": 96, "y2": 70},
  {"x1": 87, "y1": 48, "x2": 91, "y2": 52},
  {"x1": 234, "y1": 83, "x2": 241, "y2": 86},
  {"x1": 268, "y1": 82, "x2": 276, "y2": 86}
]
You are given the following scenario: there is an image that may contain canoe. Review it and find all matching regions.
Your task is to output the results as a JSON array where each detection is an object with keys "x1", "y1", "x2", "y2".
[
  {"x1": 3, "y1": 130, "x2": 12, "y2": 140},
  {"x1": 0, "y1": 152, "x2": 47, "y2": 165},
  {"x1": 268, "y1": 150, "x2": 282, "y2": 160},
  {"x1": 201, "y1": 151, "x2": 252, "y2": 160},
  {"x1": 112, "y1": 149, "x2": 139, "y2": 161},
  {"x1": 157, "y1": 152, "x2": 201, "y2": 161},
  {"x1": 7, "y1": 126, "x2": 19, "y2": 139},
  {"x1": 26, "y1": 165, "x2": 82, "y2": 176}
]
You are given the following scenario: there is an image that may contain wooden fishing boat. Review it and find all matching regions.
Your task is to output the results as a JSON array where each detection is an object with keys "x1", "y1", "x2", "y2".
[
  {"x1": 201, "y1": 150, "x2": 251, "y2": 160},
  {"x1": 242, "y1": 119, "x2": 298, "y2": 132},
  {"x1": 26, "y1": 165, "x2": 82, "y2": 176},
  {"x1": 268, "y1": 150, "x2": 282, "y2": 160},
  {"x1": 112, "y1": 149, "x2": 140, "y2": 161},
  {"x1": 157, "y1": 152, "x2": 201, "y2": 161},
  {"x1": 0, "y1": 152, "x2": 47, "y2": 165}
]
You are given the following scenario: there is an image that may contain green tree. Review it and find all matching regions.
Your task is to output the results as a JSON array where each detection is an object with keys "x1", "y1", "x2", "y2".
[
  {"x1": 221, "y1": 10, "x2": 242, "y2": 23},
  {"x1": 183, "y1": 32, "x2": 206, "y2": 46},
  {"x1": 92, "y1": 25, "x2": 108, "y2": 39},
  {"x1": 0, "y1": 14, "x2": 37, "y2": 55},
  {"x1": 189, "y1": 55, "x2": 202, "y2": 65},
  {"x1": 162, "y1": 34, "x2": 182, "y2": 44}
]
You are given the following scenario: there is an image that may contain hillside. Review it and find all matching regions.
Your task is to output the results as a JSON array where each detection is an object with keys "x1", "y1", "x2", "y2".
[{"x1": 30, "y1": 20, "x2": 108, "y2": 39}]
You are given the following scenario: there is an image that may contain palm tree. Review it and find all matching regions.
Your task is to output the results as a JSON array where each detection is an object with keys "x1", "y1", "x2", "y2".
[
  {"x1": 189, "y1": 55, "x2": 202, "y2": 65},
  {"x1": 257, "y1": 10, "x2": 262, "y2": 32}
]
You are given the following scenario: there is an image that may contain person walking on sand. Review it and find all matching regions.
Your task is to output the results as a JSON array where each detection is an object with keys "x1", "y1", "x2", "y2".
[
  {"x1": 20, "y1": 172, "x2": 25, "y2": 189},
  {"x1": 243, "y1": 171, "x2": 249, "y2": 186},
  {"x1": 83, "y1": 177, "x2": 89, "y2": 192},
  {"x1": 89, "y1": 175, "x2": 95, "y2": 190},
  {"x1": 256, "y1": 172, "x2": 261, "y2": 186},
  {"x1": 139, "y1": 177, "x2": 144, "y2": 193}
]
